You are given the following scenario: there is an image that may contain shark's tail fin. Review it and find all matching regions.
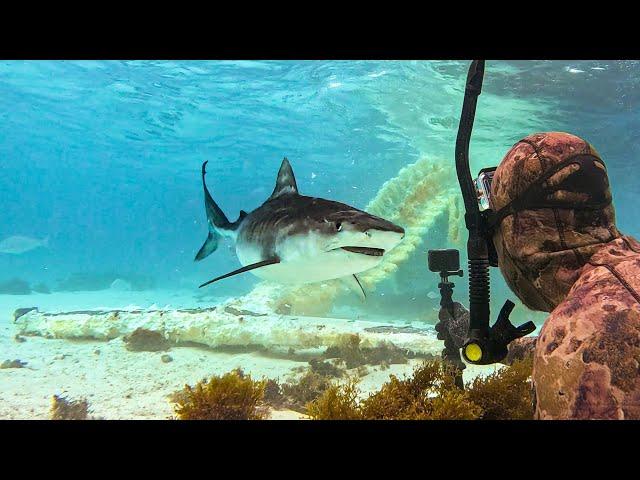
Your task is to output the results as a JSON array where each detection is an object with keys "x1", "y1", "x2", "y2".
[{"x1": 194, "y1": 161, "x2": 240, "y2": 262}]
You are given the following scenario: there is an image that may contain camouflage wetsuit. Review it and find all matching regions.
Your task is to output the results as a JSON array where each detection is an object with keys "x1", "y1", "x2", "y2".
[{"x1": 491, "y1": 132, "x2": 640, "y2": 419}]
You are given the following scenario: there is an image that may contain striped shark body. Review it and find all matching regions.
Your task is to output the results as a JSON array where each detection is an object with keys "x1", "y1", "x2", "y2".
[{"x1": 195, "y1": 158, "x2": 405, "y2": 299}]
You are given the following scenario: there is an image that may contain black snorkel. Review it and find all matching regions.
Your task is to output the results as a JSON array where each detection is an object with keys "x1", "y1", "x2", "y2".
[{"x1": 455, "y1": 60, "x2": 536, "y2": 365}]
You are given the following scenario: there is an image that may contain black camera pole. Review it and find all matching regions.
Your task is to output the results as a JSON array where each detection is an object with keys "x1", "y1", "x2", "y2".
[
  {"x1": 455, "y1": 60, "x2": 536, "y2": 364},
  {"x1": 434, "y1": 266, "x2": 465, "y2": 388},
  {"x1": 455, "y1": 61, "x2": 492, "y2": 362}
]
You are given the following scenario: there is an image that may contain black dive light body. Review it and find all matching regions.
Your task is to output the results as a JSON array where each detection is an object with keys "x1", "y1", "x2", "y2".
[{"x1": 455, "y1": 60, "x2": 536, "y2": 365}]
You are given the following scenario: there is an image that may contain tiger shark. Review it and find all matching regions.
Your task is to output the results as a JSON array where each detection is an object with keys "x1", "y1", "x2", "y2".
[{"x1": 195, "y1": 158, "x2": 405, "y2": 299}]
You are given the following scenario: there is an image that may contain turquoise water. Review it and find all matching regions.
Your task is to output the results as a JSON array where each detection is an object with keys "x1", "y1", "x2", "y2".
[{"x1": 1, "y1": 60, "x2": 639, "y2": 320}]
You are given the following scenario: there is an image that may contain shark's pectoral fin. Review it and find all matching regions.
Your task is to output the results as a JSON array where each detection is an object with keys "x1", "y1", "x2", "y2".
[
  {"x1": 194, "y1": 231, "x2": 220, "y2": 261},
  {"x1": 341, "y1": 274, "x2": 366, "y2": 302},
  {"x1": 198, "y1": 257, "x2": 280, "y2": 288}
]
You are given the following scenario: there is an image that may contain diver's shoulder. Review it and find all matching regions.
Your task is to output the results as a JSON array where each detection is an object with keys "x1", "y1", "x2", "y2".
[{"x1": 550, "y1": 253, "x2": 640, "y2": 325}]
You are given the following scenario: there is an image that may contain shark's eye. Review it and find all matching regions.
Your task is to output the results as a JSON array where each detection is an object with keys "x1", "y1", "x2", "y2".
[{"x1": 336, "y1": 222, "x2": 342, "y2": 231}]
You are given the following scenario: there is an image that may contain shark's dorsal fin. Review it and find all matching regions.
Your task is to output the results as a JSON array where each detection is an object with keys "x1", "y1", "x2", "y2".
[
  {"x1": 198, "y1": 257, "x2": 280, "y2": 288},
  {"x1": 269, "y1": 157, "x2": 299, "y2": 199}
]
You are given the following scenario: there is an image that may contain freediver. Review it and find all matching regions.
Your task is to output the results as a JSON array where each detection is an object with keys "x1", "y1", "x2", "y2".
[{"x1": 440, "y1": 131, "x2": 640, "y2": 419}]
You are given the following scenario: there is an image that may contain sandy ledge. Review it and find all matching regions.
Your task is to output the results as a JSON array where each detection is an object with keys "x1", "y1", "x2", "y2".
[{"x1": 0, "y1": 290, "x2": 499, "y2": 420}]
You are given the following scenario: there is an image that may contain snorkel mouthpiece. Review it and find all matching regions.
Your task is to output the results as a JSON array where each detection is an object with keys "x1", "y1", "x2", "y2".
[{"x1": 455, "y1": 60, "x2": 536, "y2": 365}]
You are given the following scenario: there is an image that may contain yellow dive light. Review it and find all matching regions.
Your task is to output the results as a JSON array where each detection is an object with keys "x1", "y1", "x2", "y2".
[{"x1": 464, "y1": 343, "x2": 483, "y2": 362}]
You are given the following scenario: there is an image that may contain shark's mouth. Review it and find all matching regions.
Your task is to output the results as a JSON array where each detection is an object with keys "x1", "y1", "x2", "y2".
[{"x1": 339, "y1": 246, "x2": 385, "y2": 257}]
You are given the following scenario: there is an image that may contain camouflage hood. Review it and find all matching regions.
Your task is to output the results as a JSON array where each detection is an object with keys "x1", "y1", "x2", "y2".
[{"x1": 490, "y1": 132, "x2": 621, "y2": 312}]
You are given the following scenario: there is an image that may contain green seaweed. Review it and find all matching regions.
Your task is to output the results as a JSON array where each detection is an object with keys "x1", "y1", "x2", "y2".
[
  {"x1": 50, "y1": 395, "x2": 91, "y2": 420},
  {"x1": 306, "y1": 378, "x2": 361, "y2": 420},
  {"x1": 323, "y1": 334, "x2": 410, "y2": 369},
  {"x1": 172, "y1": 370, "x2": 267, "y2": 420},
  {"x1": 280, "y1": 370, "x2": 332, "y2": 412},
  {"x1": 1, "y1": 359, "x2": 27, "y2": 369},
  {"x1": 467, "y1": 357, "x2": 534, "y2": 420},
  {"x1": 262, "y1": 378, "x2": 286, "y2": 408},
  {"x1": 309, "y1": 359, "x2": 344, "y2": 378},
  {"x1": 307, "y1": 358, "x2": 533, "y2": 420},
  {"x1": 124, "y1": 328, "x2": 171, "y2": 352}
]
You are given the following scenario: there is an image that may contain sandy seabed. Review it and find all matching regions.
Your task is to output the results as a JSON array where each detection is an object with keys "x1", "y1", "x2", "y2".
[{"x1": 0, "y1": 289, "x2": 497, "y2": 420}]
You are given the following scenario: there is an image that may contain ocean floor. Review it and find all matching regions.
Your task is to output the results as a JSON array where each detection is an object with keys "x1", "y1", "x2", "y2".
[{"x1": 0, "y1": 289, "x2": 500, "y2": 420}]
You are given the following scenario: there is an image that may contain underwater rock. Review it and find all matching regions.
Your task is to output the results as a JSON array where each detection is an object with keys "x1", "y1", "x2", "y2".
[
  {"x1": 0, "y1": 278, "x2": 31, "y2": 295},
  {"x1": 50, "y1": 395, "x2": 91, "y2": 420},
  {"x1": 32, "y1": 282, "x2": 51, "y2": 294},
  {"x1": 13, "y1": 334, "x2": 26, "y2": 343},
  {"x1": 110, "y1": 278, "x2": 133, "y2": 291},
  {"x1": 1, "y1": 359, "x2": 27, "y2": 369},
  {"x1": 161, "y1": 354, "x2": 173, "y2": 363},
  {"x1": 123, "y1": 328, "x2": 171, "y2": 352}
]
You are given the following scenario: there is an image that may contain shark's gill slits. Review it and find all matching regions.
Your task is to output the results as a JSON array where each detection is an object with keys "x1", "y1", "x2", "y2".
[{"x1": 339, "y1": 246, "x2": 385, "y2": 256}]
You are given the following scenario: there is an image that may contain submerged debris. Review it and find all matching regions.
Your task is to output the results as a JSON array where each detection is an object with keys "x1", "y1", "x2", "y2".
[
  {"x1": 172, "y1": 370, "x2": 267, "y2": 420},
  {"x1": 1, "y1": 359, "x2": 27, "y2": 369},
  {"x1": 161, "y1": 354, "x2": 173, "y2": 363},
  {"x1": 50, "y1": 395, "x2": 91, "y2": 420},
  {"x1": 123, "y1": 328, "x2": 171, "y2": 352},
  {"x1": 306, "y1": 358, "x2": 534, "y2": 420}
]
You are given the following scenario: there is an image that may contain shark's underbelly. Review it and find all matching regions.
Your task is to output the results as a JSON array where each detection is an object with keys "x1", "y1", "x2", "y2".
[{"x1": 235, "y1": 239, "x2": 382, "y2": 284}]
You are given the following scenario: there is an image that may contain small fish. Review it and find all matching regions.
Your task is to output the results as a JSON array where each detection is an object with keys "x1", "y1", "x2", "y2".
[
  {"x1": 195, "y1": 158, "x2": 406, "y2": 300},
  {"x1": 0, "y1": 235, "x2": 49, "y2": 254}
]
